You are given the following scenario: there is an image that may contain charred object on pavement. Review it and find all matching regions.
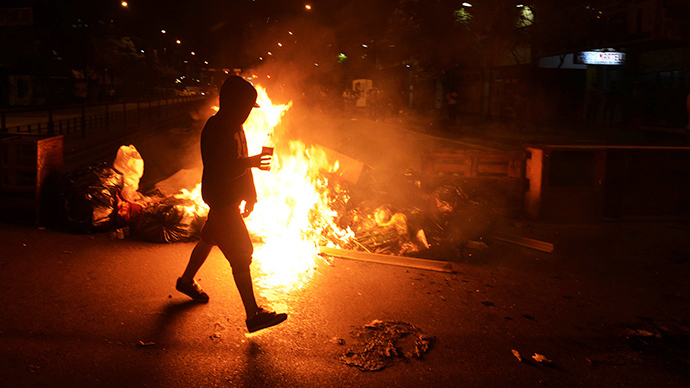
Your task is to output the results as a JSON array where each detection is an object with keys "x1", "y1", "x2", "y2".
[{"x1": 340, "y1": 320, "x2": 434, "y2": 371}]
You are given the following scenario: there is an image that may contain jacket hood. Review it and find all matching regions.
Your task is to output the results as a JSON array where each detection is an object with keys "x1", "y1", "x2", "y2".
[{"x1": 218, "y1": 76, "x2": 258, "y2": 124}]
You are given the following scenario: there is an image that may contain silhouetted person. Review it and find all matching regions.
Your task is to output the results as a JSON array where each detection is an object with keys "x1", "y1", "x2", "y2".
[
  {"x1": 686, "y1": 89, "x2": 690, "y2": 143},
  {"x1": 445, "y1": 89, "x2": 459, "y2": 125},
  {"x1": 585, "y1": 84, "x2": 601, "y2": 125},
  {"x1": 602, "y1": 81, "x2": 621, "y2": 126},
  {"x1": 176, "y1": 76, "x2": 287, "y2": 333},
  {"x1": 686, "y1": 89, "x2": 690, "y2": 131}
]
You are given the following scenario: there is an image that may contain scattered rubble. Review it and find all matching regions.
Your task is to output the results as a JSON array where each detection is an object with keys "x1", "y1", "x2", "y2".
[
  {"x1": 60, "y1": 144, "x2": 540, "y2": 265},
  {"x1": 340, "y1": 320, "x2": 434, "y2": 371},
  {"x1": 532, "y1": 353, "x2": 553, "y2": 364}
]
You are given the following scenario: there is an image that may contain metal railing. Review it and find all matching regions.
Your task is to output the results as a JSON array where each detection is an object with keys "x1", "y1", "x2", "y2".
[{"x1": 0, "y1": 96, "x2": 207, "y2": 137}]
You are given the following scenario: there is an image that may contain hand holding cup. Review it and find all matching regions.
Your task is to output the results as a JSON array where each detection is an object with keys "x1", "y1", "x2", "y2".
[{"x1": 248, "y1": 151, "x2": 273, "y2": 171}]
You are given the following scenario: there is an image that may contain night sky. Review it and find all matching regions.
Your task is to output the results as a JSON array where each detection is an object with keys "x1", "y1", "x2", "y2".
[{"x1": 47, "y1": 0, "x2": 399, "y2": 68}]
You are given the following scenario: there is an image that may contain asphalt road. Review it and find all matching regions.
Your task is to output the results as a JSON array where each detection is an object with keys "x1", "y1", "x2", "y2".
[{"x1": 1, "y1": 110, "x2": 689, "y2": 387}]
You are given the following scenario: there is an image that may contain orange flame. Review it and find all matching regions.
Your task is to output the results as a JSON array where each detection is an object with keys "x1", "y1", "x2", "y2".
[
  {"x1": 184, "y1": 85, "x2": 352, "y2": 299},
  {"x1": 244, "y1": 86, "x2": 353, "y2": 296}
]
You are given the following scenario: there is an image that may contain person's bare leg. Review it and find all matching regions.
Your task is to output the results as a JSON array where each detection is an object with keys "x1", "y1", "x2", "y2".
[
  {"x1": 232, "y1": 266, "x2": 260, "y2": 318},
  {"x1": 180, "y1": 240, "x2": 214, "y2": 283}
]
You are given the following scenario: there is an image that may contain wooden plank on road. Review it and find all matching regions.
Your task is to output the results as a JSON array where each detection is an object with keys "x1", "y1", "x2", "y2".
[
  {"x1": 493, "y1": 232, "x2": 554, "y2": 253},
  {"x1": 319, "y1": 246, "x2": 454, "y2": 273}
]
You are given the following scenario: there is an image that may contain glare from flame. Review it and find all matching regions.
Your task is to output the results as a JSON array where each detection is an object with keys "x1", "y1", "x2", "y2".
[
  {"x1": 185, "y1": 84, "x2": 352, "y2": 299},
  {"x1": 179, "y1": 84, "x2": 353, "y2": 300},
  {"x1": 242, "y1": 85, "x2": 352, "y2": 295},
  {"x1": 174, "y1": 184, "x2": 209, "y2": 218}
]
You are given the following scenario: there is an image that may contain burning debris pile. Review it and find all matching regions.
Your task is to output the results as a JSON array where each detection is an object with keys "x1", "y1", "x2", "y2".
[
  {"x1": 58, "y1": 83, "x2": 498, "y2": 292},
  {"x1": 322, "y1": 168, "x2": 498, "y2": 261}
]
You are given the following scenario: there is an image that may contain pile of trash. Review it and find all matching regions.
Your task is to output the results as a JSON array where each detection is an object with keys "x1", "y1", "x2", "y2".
[
  {"x1": 61, "y1": 144, "x2": 497, "y2": 257},
  {"x1": 340, "y1": 320, "x2": 434, "y2": 371},
  {"x1": 61, "y1": 145, "x2": 207, "y2": 243},
  {"x1": 325, "y1": 170, "x2": 498, "y2": 261}
]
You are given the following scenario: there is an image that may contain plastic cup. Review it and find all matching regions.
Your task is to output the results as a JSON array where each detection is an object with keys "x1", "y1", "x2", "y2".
[{"x1": 262, "y1": 146, "x2": 274, "y2": 156}]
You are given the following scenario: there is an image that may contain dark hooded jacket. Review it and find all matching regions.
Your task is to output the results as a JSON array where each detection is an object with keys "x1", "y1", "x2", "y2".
[{"x1": 200, "y1": 76, "x2": 258, "y2": 209}]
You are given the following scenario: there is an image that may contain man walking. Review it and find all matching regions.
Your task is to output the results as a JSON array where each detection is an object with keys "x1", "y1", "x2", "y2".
[{"x1": 176, "y1": 76, "x2": 287, "y2": 333}]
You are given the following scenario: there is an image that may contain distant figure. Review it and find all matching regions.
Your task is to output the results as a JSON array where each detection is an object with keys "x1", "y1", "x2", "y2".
[
  {"x1": 686, "y1": 89, "x2": 690, "y2": 130},
  {"x1": 602, "y1": 81, "x2": 621, "y2": 126},
  {"x1": 342, "y1": 89, "x2": 353, "y2": 115},
  {"x1": 368, "y1": 88, "x2": 385, "y2": 121},
  {"x1": 445, "y1": 89, "x2": 459, "y2": 124},
  {"x1": 686, "y1": 90, "x2": 690, "y2": 144},
  {"x1": 175, "y1": 76, "x2": 287, "y2": 333},
  {"x1": 585, "y1": 84, "x2": 601, "y2": 125}
]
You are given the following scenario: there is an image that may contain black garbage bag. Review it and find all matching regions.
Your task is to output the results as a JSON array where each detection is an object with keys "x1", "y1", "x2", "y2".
[
  {"x1": 415, "y1": 185, "x2": 497, "y2": 259},
  {"x1": 133, "y1": 196, "x2": 206, "y2": 243},
  {"x1": 63, "y1": 162, "x2": 124, "y2": 233}
]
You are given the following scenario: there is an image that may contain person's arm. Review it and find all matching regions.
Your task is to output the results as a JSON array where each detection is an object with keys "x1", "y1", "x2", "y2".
[
  {"x1": 204, "y1": 130, "x2": 271, "y2": 179},
  {"x1": 245, "y1": 153, "x2": 271, "y2": 171}
]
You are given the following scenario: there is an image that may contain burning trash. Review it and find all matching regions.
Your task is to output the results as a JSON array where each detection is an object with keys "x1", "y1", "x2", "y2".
[
  {"x1": 132, "y1": 195, "x2": 206, "y2": 243},
  {"x1": 60, "y1": 82, "x2": 497, "y2": 294}
]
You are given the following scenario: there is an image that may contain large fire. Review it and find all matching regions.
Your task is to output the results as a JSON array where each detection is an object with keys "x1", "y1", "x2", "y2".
[{"x1": 195, "y1": 85, "x2": 353, "y2": 297}]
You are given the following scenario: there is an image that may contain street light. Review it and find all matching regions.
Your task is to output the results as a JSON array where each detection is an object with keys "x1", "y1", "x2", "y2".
[{"x1": 121, "y1": 1, "x2": 128, "y2": 8}]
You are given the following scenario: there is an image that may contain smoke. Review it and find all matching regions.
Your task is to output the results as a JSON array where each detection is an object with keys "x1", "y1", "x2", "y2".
[{"x1": 198, "y1": 1, "x2": 439, "y2": 211}]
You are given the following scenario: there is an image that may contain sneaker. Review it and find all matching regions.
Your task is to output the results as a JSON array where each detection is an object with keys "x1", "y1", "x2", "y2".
[
  {"x1": 176, "y1": 278, "x2": 209, "y2": 303},
  {"x1": 246, "y1": 308, "x2": 288, "y2": 333}
]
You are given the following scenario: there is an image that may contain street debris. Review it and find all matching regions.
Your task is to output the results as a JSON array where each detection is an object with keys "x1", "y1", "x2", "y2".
[
  {"x1": 586, "y1": 352, "x2": 643, "y2": 367},
  {"x1": 59, "y1": 143, "x2": 539, "y2": 269},
  {"x1": 333, "y1": 183, "x2": 498, "y2": 261},
  {"x1": 109, "y1": 226, "x2": 130, "y2": 240},
  {"x1": 132, "y1": 196, "x2": 205, "y2": 243},
  {"x1": 136, "y1": 340, "x2": 156, "y2": 347},
  {"x1": 493, "y1": 232, "x2": 554, "y2": 253},
  {"x1": 113, "y1": 144, "x2": 144, "y2": 203},
  {"x1": 617, "y1": 321, "x2": 690, "y2": 373},
  {"x1": 61, "y1": 146, "x2": 208, "y2": 242},
  {"x1": 340, "y1": 320, "x2": 434, "y2": 371},
  {"x1": 511, "y1": 349, "x2": 523, "y2": 362},
  {"x1": 319, "y1": 246, "x2": 454, "y2": 273},
  {"x1": 330, "y1": 337, "x2": 346, "y2": 345},
  {"x1": 210, "y1": 332, "x2": 222, "y2": 342},
  {"x1": 623, "y1": 328, "x2": 661, "y2": 339},
  {"x1": 532, "y1": 353, "x2": 553, "y2": 364},
  {"x1": 62, "y1": 162, "x2": 123, "y2": 233}
]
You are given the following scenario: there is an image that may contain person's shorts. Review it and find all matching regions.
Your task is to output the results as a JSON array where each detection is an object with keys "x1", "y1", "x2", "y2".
[{"x1": 200, "y1": 204, "x2": 253, "y2": 268}]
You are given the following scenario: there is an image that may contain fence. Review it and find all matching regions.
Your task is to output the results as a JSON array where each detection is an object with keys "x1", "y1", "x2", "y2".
[{"x1": 0, "y1": 96, "x2": 206, "y2": 138}]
